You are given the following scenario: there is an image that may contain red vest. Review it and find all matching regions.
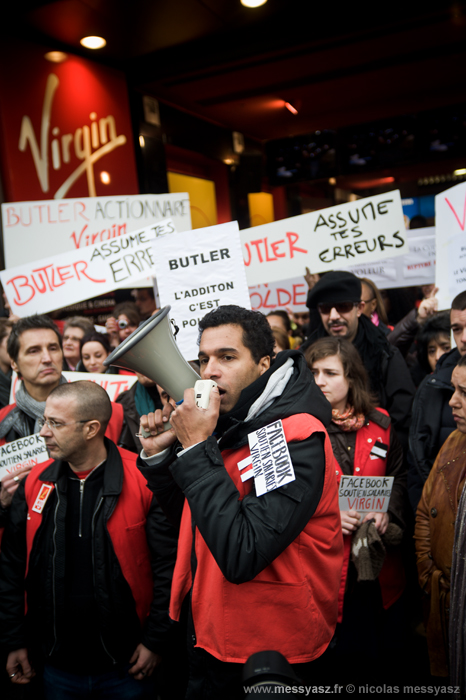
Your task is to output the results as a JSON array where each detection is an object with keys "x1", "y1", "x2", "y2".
[
  {"x1": 170, "y1": 413, "x2": 344, "y2": 664},
  {"x1": 23, "y1": 446, "x2": 153, "y2": 624},
  {"x1": 334, "y1": 411, "x2": 405, "y2": 622}
]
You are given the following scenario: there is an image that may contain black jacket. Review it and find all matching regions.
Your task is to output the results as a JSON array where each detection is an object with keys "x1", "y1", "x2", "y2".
[
  {"x1": 0, "y1": 440, "x2": 178, "y2": 669},
  {"x1": 117, "y1": 382, "x2": 163, "y2": 455},
  {"x1": 408, "y1": 347, "x2": 459, "y2": 510},
  {"x1": 301, "y1": 314, "x2": 415, "y2": 452},
  {"x1": 138, "y1": 350, "x2": 332, "y2": 585}
]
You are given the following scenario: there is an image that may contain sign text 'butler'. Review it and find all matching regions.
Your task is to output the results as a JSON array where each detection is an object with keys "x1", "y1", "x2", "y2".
[
  {"x1": 152, "y1": 221, "x2": 251, "y2": 359},
  {"x1": 241, "y1": 190, "x2": 407, "y2": 286},
  {"x1": 1, "y1": 220, "x2": 175, "y2": 317}
]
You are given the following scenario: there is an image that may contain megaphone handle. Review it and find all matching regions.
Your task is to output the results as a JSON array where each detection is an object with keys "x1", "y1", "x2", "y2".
[{"x1": 136, "y1": 422, "x2": 172, "y2": 438}]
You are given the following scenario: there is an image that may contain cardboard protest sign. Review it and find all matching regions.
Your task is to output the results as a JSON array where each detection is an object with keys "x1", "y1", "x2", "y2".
[
  {"x1": 151, "y1": 221, "x2": 251, "y2": 359},
  {"x1": 249, "y1": 277, "x2": 308, "y2": 313},
  {"x1": 0, "y1": 434, "x2": 50, "y2": 482},
  {"x1": 62, "y1": 372, "x2": 138, "y2": 401},
  {"x1": 241, "y1": 191, "x2": 407, "y2": 286},
  {"x1": 0, "y1": 219, "x2": 174, "y2": 317},
  {"x1": 345, "y1": 227, "x2": 435, "y2": 290},
  {"x1": 338, "y1": 475, "x2": 394, "y2": 514},
  {"x1": 435, "y1": 182, "x2": 466, "y2": 309},
  {"x1": 2, "y1": 193, "x2": 191, "y2": 267}
]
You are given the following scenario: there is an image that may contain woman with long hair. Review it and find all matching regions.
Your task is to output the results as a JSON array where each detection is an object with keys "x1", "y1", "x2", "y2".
[{"x1": 305, "y1": 337, "x2": 407, "y2": 678}]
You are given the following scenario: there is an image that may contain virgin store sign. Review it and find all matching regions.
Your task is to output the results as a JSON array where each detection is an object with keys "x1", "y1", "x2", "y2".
[{"x1": 0, "y1": 41, "x2": 139, "y2": 202}]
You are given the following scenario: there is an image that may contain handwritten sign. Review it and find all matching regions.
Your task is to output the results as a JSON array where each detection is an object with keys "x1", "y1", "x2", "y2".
[
  {"x1": 435, "y1": 182, "x2": 466, "y2": 309},
  {"x1": 240, "y1": 191, "x2": 407, "y2": 286},
  {"x1": 2, "y1": 193, "x2": 191, "y2": 268},
  {"x1": 0, "y1": 434, "x2": 50, "y2": 482},
  {"x1": 249, "y1": 277, "x2": 308, "y2": 313},
  {"x1": 345, "y1": 227, "x2": 435, "y2": 289},
  {"x1": 151, "y1": 221, "x2": 251, "y2": 359},
  {"x1": 62, "y1": 372, "x2": 138, "y2": 401},
  {"x1": 338, "y1": 475, "x2": 394, "y2": 513},
  {"x1": 0, "y1": 220, "x2": 174, "y2": 317}
]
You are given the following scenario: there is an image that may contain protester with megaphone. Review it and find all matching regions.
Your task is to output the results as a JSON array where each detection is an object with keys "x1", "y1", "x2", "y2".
[{"x1": 136, "y1": 305, "x2": 343, "y2": 700}]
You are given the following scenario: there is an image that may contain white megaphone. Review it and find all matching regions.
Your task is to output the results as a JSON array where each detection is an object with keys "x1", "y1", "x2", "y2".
[{"x1": 103, "y1": 306, "x2": 200, "y2": 403}]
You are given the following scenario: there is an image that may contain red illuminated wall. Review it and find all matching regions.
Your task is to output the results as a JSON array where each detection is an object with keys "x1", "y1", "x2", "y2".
[{"x1": 0, "y1": 41, "x2": 139, "y2": 202}]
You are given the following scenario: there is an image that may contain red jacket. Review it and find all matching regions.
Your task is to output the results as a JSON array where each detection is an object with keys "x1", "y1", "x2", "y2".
[
  {"x1": 169, "y1": 413, "x2": 344, "y2": 665},
  {"x1": 334, "y1": 413, "x2": 406, "y2": 621},
  {"x1": 23, "y1": 444, "x2": 153, "y2": 624}
]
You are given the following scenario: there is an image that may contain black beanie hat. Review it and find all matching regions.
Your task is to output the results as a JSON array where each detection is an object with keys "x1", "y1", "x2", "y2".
[{"x1": 307, "y1": 271, "x2": 362, "y2": 309}]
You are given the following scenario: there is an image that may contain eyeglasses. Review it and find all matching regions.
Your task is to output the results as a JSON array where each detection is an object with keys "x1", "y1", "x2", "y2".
[
  {"x1": 361, "y1": 297, "x2": 375, "y2": 304},
  {"x1": 317, "y1": 302, "x2": 358, "y2": 315},
  {"x1": 38, "y1": 418, "x2": 92, "y2": 430}
]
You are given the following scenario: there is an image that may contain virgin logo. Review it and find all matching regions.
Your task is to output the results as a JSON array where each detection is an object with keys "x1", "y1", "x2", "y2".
[{"x1": 18, "y1": 74, "x2": 127, "y2": 199}]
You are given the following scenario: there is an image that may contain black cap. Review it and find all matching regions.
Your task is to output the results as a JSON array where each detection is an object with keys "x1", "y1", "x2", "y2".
[{"x1": 307, "y1": 271, "x2": 361, "y2": 309}]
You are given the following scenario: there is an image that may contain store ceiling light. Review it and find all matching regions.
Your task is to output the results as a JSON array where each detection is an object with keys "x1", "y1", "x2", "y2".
[
  {"x1": 80, "y1": 36, "x2": 106, "y2": 49},
  {"x1": 44, "y1": 51, "x2": 68, "y2": 63},
  {"x1": 241, "y1": 0, "x2": 267, "y2": 7}
]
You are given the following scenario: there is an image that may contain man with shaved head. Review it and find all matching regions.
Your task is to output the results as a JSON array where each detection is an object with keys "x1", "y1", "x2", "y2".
[{"x1": 0, "y1": 381, "x2": 177, "y2": 700}]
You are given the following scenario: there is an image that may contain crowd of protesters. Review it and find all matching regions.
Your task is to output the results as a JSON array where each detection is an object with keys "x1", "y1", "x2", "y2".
[{"x1": 0, "y1": 274, "x2": 464, "y2": 699}]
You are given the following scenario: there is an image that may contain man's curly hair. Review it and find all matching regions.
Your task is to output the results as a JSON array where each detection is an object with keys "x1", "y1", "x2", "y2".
[{"x1": 198, "y1": 306, "x2": 275, "y2": 363}]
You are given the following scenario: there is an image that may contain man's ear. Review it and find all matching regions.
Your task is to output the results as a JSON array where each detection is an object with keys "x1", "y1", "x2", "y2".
[
  {"x1": 11, "y1": 360, "x2": 20, "y2": 378},
  {"x1": 258, "y1": 355, "x2": 271, "y2": 375},
  {"x1": 83, "y1": 419, "x2": 101, "y2": 441},
  {"x1": 356, "y1": 301, "x2": 365, "y2": 317}
]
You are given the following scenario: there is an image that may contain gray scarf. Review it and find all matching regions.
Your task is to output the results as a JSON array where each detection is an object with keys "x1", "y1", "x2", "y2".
[{"x1": 0, "y1": 375, "x2": 68, "y2": 438}]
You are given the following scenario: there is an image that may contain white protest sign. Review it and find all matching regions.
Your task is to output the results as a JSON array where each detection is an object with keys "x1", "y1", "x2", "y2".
[
  {"x1": 152, "y1": 221, "x2": 251, "y2": 359},
  {"x1": 345, "y1": 227, "x2": 435, "y2": 290},
  {"x1": 0, "y1": 434, "x2": 50, "y2": 482},
  {"x1": 10, "y1": 372, "x2": 138, "y2": 404},
  {"x1": 247, "y1": 420, "x2": 295, "y2": 497},
  {"x1": 435, "y1": 182, "x2": 466, "y2": 309},
  {"x1": 338, "y1": 475, "x2": 394, "y2": 513},
  {"x1": 0, "y1": 219, "x2": 174, "y2": 317},
  {"x1": 249, "y1": 277, "x2": 308, "y2": 313},
  {"x1": 2, "y1": 193, "x2": 191, "y2": 267},
  {"x1": 241, "y1": 191, "x2": 407, "y2": 285},
  {"x1": 62, "y1": 372, "x2": 138, "y2": 401}
]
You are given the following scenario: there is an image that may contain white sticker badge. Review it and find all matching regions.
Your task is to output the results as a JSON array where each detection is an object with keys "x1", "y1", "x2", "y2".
[
  {"x1": 247, "y1": 420, "x2": 296, "y2": 497},
  {"x1": 31, "y1": 483, "x2": 54, "y2": 514}
]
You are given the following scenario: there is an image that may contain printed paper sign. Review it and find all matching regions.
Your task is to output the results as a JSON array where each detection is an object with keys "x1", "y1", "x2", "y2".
[
  {"x1": 247, "y1": 420, "x2": 296, "y2": 497},
  {"x1": 240, "y1": 191, "x2": 407, "y2": 285},
  {"x1": 345, "y1": 227, "x2": 435, "y2": 290},
  {"x1": 338, "y1": 475, "x2": 394, "y2": 513},
  {"x1": 62, "y1": 372, "x2": 138, "y2": 401},
  {"x1": 0, "y1": 434, "x2": 50, "y2": 482},
  {"x1": 152, "y1": 221, "x2": 251, "y2": 359},
  {"x1": 435, "y1": 182, "x2": 466, "y2": 309},
  {"x1": 0, "y1": 219, "x2": 175, "y2": 317},
  {"x1": 2, "y1": 193, "x2": 191, "y2": 268}
]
